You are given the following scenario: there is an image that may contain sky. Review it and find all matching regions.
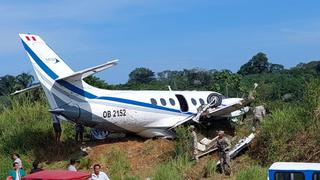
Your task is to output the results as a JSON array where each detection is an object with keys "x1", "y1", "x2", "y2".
[{"x1": 1, "y1": 0, "x2": 320, "y2": 84}]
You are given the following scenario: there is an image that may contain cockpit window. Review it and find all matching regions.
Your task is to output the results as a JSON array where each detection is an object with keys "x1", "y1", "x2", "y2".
[{"x1": 151, "y1": 98, "x2": 157, "y2": 105}]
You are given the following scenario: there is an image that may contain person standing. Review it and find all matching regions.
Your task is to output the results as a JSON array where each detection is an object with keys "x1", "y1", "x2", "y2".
[
  {"x1": 30, "y1": 160, "x2": 42, "y2": 174},
  {"x1": 52, "y1": 116, "x2": 62, "y2": 144},
  {"x1": 67, "y1": 159, "x2": 77, "y2": 171},
  {"x1": 189, "y1": 125, "x2": 199, "y2": 162},
  {"x1": 7, "y1": 162, "x2": 26, "y2": 180},
  {"x1": 75, "y1": 123, "x2": 84, "y2": 142},
  {"x1": 12, "y1": 153, "x2": 23, "y2": 169},
  {"x1": 252, "y1": 104, "x2": 266, "y2": 131},
  {"x1": 90, "y1": 164, "x2": 110, "y2": 180},
  {"x1": 216, "y1": 130, "x2": 231, "y2": 175}
]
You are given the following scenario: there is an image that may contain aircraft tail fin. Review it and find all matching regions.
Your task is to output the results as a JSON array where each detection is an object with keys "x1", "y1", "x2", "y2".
[{"x1": 19, "y1": 33, "x2": 75, "y2": 80}]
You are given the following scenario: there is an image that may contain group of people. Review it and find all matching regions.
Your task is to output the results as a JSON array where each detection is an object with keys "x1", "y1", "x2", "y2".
[
  {"x1": 7, "y1": 154, "x2": 110, "y2": 180},
  {"x1": 53, "y1": 118, "x2": 85, "y2": 144}
]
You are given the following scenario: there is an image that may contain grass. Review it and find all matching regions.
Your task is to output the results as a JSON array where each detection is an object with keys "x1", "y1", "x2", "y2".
[
  {"x1": 0, "y1": 94, "x2": 80, "y2": 179},
  {"x1": 202, "y1": 158, "x2": 216, "y2": 178},
  {"x1": 236, "y1": 165, "x2": 267, "y2": 180}
]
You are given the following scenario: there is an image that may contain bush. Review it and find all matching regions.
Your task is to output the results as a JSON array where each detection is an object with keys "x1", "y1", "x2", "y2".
[{"x1": 236, "y1": 165, "x2": 267, "y2": 180}]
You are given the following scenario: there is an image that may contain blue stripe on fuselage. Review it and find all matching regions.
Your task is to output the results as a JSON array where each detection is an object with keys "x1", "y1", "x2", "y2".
[{"x1": 21, "y1": 40, "x2": 193, "y2": 115}]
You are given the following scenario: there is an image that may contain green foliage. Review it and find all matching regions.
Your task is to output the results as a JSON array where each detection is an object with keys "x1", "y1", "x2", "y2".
[
  {"x1": 153, "y1": 160, "x2": 182, "y2": 180},
  {"x1": 236, "y1": 165, "x2": 267, "y2": 180},
  {"x1": 128, "y1": 67, "x2": 155, "y2": 84},
  {"x1": 174, "y1": 127, "x2": 193, "y2": 158},
  {"x1": 0, "y1": 73, "x2": 34, "y2": 96},
  {"x1": 238, "y1": 52, "x2": 284, "y2": 75},
  {"x1": 252, "y1": 80, "x2": 320, "y2": 165},
  {"x1": 104, "y1": 148, "x2": 131, "y2": 180},
  {"x1": 202, "y1": 159, "x2": 216, "y2": 177},
  {"x1": 78, "y1": 158, "x2": 92, "y2": 170},
  {"x1": 84, "y1": 75, "x2": 111, "y2": 89}
]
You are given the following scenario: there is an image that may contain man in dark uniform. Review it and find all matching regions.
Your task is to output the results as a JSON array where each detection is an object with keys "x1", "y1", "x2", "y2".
[
  {"x1": 216, "y1": 130, "x2": 231, "y2": 175},
  {"x1": 75, "y1": 123, "x2": 84, "y2": 142},
  {"x1": 52, "y1": 116, "x2": 62, "y2": 144}
]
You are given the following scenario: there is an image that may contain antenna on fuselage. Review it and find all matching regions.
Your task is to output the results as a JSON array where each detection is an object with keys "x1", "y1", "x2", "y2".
[{"x1": 168, "y1": 85, "x2": 172, "y2": 91}]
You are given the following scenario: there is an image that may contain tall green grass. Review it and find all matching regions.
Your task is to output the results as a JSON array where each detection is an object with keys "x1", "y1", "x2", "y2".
[
  {"x1": 236, "y1": 165, "x2": 267, "y2": 180},
  {"x1": 252, "y1": 80, "x2": 320, "y2": 165},
  {"x1": 0, "y1": 94, "x2": 78, "y2": 179},
  {"x1": 153, "y1": 127, "x2": 194, "y2": 179}
]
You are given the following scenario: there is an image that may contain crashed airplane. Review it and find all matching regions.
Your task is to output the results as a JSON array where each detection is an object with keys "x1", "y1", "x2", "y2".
[{"x1": 19, "y1": 33, "x2": 253, "y2": 138}]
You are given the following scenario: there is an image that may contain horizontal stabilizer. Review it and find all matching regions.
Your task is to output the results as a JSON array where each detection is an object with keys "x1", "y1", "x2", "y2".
[
  {"x1": 56, "y1": 59, "x2": 118, "y2": 82},
  {"x1": 11, "y1": 83, "x2": 41, "y2": 95}
]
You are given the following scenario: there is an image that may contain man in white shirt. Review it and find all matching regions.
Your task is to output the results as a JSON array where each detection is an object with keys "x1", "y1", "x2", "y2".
[
  {"x1": 67, "y1": 159, "x2": 77, "y2": 171},
  {"x1": 90, "y1": 164, "x2": 110, "y2": 180},
  {"x1": 12, "y1": 153, "x2": 23, "y2": 169}
]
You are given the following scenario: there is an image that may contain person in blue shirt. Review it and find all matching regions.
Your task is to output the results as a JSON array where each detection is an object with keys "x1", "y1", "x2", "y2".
[{"x1": 7, "y1": 162, "x2": 26, "y2": 180}]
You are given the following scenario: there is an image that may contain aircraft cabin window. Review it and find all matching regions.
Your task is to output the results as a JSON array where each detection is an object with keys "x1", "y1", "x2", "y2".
[
  {"x1": 191, "y1": 98, "x2": 197, "y2": 106},
  {"x1": 150, "y1": 98, "x2": 157, "y2": 105},
  {"x1": 169, "y1": 98, "x2": 175, "y2": 106},
  {"x1": 199, "y1": 98, "x2": 205, "y2": 105},
  {"x1": 160, "y1": 98, "x2": 167, "y2": 106}
]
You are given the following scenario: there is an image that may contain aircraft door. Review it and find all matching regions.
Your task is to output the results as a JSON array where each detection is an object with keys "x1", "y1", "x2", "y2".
[{"x1": 175, "y1": 94, "x2": 189, "y2": 112}]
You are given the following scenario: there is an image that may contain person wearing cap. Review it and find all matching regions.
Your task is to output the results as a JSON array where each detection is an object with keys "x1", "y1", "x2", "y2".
[
  {"x1": 216, "y1": 130, "x2": 231, "y2": 175},
  {"x1": 189, "y1": 125, "x2": 199, "y2": 162}
]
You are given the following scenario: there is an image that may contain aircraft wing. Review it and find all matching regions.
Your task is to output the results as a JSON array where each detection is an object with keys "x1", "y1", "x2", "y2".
[
  {"x1": 56, "y1": 59, "x2": 118, "y2": 82},
  {"x1": 170, "y1": 98, "x2": 253, "y2": 129},
  {"x1": 10, "y1": 83, "x2": 41, "y2": 95},
  {"x1": 203, "y1": 98, "x2": 252, "y2": 118}
]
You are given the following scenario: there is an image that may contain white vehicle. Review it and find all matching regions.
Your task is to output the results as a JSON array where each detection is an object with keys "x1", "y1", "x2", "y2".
[{"x1": 19, "y1": 33, "x2": 252, "y2": 138}]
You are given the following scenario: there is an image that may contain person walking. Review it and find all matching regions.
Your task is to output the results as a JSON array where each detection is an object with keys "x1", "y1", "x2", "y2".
[{"x1": 216, "y1": 130, "x2": 231, "y2": 175}]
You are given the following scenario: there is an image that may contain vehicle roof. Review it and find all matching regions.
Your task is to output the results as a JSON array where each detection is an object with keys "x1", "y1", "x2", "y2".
[{"x1": 269, "y1": 162, "x2": 320, "y2": 171}]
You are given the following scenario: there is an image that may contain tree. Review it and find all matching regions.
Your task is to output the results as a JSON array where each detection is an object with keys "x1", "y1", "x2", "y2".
[
  {"x1": 238, "y1": 52, "x2": 270, "y2": 75},
  {"x1": 84, "y1": 75, "x2": 110, "y2": 89},
  {"x1": 15, "y1": 72, "x2": 34, "y2": 89},
  {"x1": 128, "y1": 67, "x2": 155, "y2": 84},
  {"x1": 0, "y1": 75, "x2": 17, "y2": 95}
]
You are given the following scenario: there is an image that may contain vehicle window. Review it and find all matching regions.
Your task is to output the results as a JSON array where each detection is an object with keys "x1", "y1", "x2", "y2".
[
  {"x1": 313, "y1": 172, "x2": 320, "y2": 180},
  {"x1": 150, "y1": 98, "x2": 157, "y2": 105},
  {"x1": 191, "y1": 98, "x2": 197, "y2": 106},
  {"x1": 160, "y1": 98, "x2": 167, "y2": 106},
  {"x1": 275, "y1": 172, "x2": 305, "y2": 180},
  {"x1": 199, "y1": 98, "x2": 205, "y2": 105},
  {"x1": 169, "y1": 98, "x2": 175, "y2": 106}
]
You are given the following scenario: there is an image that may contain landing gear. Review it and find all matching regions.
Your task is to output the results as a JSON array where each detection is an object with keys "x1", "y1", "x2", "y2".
[{"x1": 207, "y1": 93, "x2": 223, "y2": 108}]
